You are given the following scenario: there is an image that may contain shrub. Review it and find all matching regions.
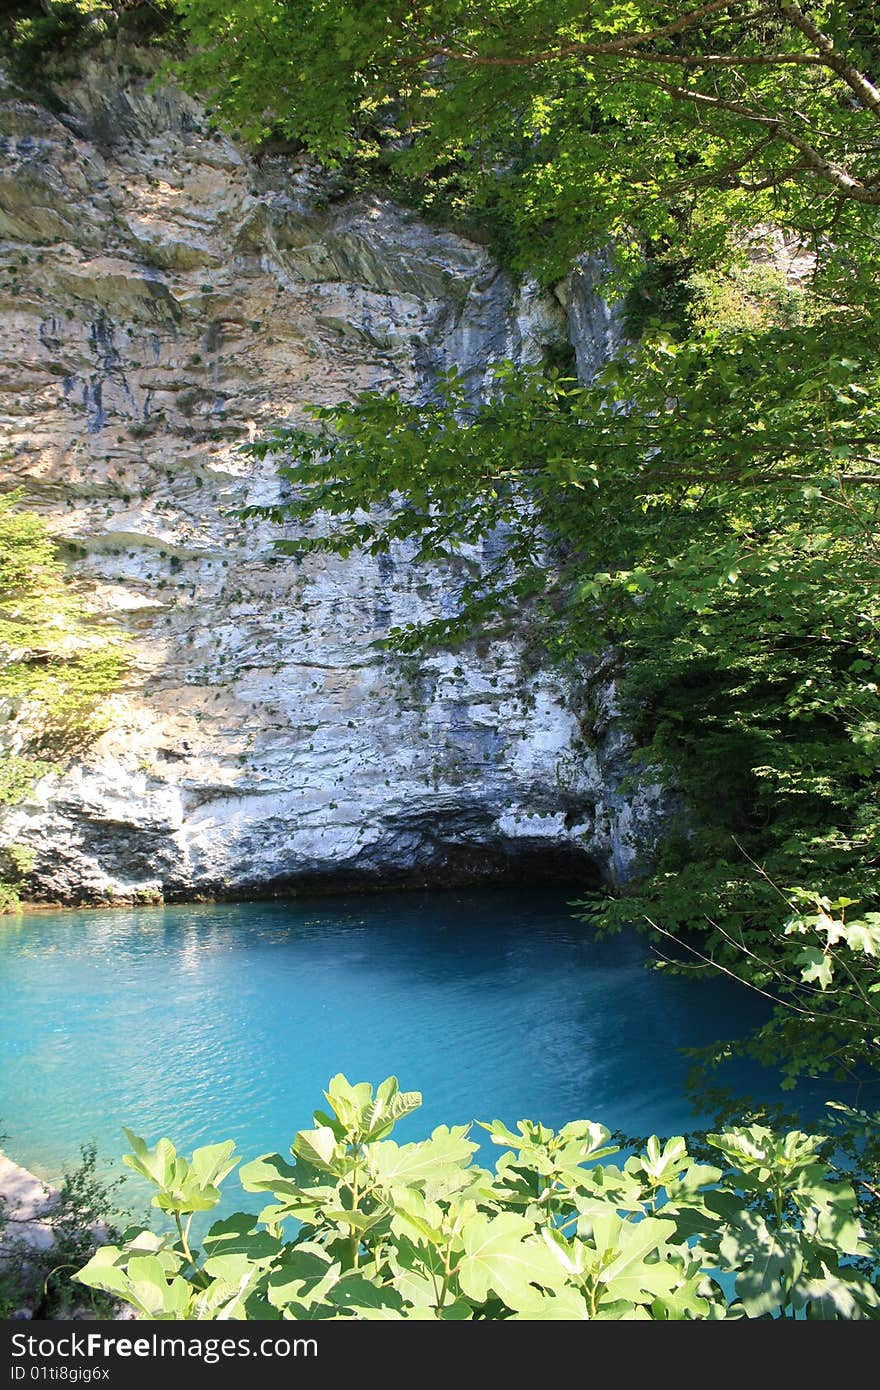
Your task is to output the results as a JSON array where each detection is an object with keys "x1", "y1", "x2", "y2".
[{"x1": 75, "y1": 1075, "x2": 880, "y2": 1320}]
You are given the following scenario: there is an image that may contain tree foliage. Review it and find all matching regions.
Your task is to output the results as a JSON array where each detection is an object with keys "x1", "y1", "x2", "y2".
[
  {"x1": 167, "y1": 3, "x2": 880, "y2": 1081},
  {"x1": 243, "y1": 304, "x2": 880, "y2": 1082},
  {"x1": 0, "y1": 1141, "x2": 128, "y2": 1319},
  {"x1": 75, "y1": 1075, "x2": 880, "y2": 1320},
  {"x1": 168, "y1": 0, "x2": 880, "y2": 281}
]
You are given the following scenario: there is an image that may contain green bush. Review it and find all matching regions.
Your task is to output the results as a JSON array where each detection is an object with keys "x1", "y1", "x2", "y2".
[{"x1": 75, "y1": 1075, "x2": 880, "y2": 1320}]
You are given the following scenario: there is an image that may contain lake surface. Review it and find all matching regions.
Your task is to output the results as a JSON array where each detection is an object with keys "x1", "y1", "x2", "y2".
[{"x1": 0, "y1": 887, "x2": 831, "y2": 1213}]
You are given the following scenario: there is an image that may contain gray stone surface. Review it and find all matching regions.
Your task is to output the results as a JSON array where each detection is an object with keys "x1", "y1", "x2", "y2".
[{"x1": 0, "y1": 50, "x2": 663, "y2": 905}]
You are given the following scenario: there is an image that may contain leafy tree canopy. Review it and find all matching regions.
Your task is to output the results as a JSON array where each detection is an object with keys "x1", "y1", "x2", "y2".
[
  {"x1": 168, "y1": 0, "x2": 880, "y2": 282},
  {"x1": 0, "y1": 1, "x2": 177, "y2": 89}
]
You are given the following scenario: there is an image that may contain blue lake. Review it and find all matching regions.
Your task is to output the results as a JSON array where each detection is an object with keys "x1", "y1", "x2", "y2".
[{"x1": 0, "y1": 887, "x2": 836, "y2": 1216}]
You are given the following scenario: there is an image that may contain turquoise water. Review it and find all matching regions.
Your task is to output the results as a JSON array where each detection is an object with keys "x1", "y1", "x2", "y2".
[{"x1": 0, "y1": 888, "x2": 828, "y2": 1215}]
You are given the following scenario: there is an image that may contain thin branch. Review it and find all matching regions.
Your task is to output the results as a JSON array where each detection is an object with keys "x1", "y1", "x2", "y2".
[
  {"x1": 659, "y1": 135, "x2": 776, "y2": 192},
  {"x1": 725, "y1": 163, "x2": 814, "y2": 190},
  {"x1": 707, "y1": 915, "x2": 822, "y2": 994},
  {"x1": 642, "y1": 914, "x2": 816, "y2": 1013},
  {"x1": 819, "y1": 938, "x2": 880, "y2": 1018},
  {"x1": 645, "y1": 916, "x2": 871, "y2": 1029},
  {"x1": 656, "y1": 83, "x2": 880, "y2": 202},
  {"x1": 419, "y1": 43, "x2": 824, "y2": 69},
  {"x1": 730, "y1": 835, "x2": 795, "y2": 902},
  {"x1": 797, "y1": 475, "x2": 880, "y2": 486}
]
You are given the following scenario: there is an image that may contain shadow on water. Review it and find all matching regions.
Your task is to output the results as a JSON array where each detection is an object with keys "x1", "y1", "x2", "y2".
[{"x1": 0, "y1": 885, "x2": 867, "y2": 1221}]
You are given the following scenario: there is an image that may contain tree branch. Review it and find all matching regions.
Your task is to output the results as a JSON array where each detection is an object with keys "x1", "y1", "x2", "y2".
[
  {"x1": 658, "y1": 135, "x2": 779, "y2": 191},
  {"x1": 642, "y1": 914, "x2": 817, "y2": 1015},
  {"x1": 419, "y1": 43, "x2": 822, "y2": 69},
  {"x1": 778, "y1": 0, "x2": 880, "y2": 120},
  {"x1": 657, "y1": 82, "x2": 880, "y2": 202}
]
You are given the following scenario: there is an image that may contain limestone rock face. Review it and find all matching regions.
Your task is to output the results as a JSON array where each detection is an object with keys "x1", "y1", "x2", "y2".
[{"x1": 0, "y1": 50, "x2": 664, "y2": 904}]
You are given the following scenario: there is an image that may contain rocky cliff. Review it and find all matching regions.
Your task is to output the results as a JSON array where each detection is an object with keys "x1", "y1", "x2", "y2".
[{"x1": 0, "y1": 45, "x2": 664, "y2": 905}]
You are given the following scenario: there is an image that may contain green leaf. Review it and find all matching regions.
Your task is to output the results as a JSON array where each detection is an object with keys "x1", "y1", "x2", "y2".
[
  {"x1": 651, "y1": 1274, "x2": 716, "y2": 1320},
  {"x1": 792, "y1": 1267, "x2": 880, "y2": 1320},
  {"x1": 796, "y1": 947, "x2": 834, "y2": 990},
  {"x1": 794, "y1": 1168, "x2": 860, "y2": 1255},
  {"x1": 362, "y1": 1076, "x2": 422, "y2": 1140},
  {"x1": 367, "y1": 1126, "x2": 477, "y2": 1193},
  {"x1": 125, "y1": 1256, "x2": 193, "y2": 1319},
  {"x1": 325, "y1": 1272, "x2": 407, "y2": 1317},
  {"x1": 203, "y1": 1214, "x2": 283, "y2": 1264},
  {"x1": 322, "y1": 1205, "x2": 387, "y2": 1234},
  {"x1": 632, "y1": 1135, "x2": 690, "y2": 1185},
  {"x1": 122, "y1": 1131, "x2": 177, "y2": 1190},
  {"x1": 154, "y1": 1177, "x2": 223, "y2": 1215},
  {"x1": 292, "y1": 1126, "x2": 340, "y2": 1172},
  {"x1": 457, "y1": 1212, "x2": 564, "y2": 1311},
  {"x1": 74, "y1": 1247, "x2": 136, "y2": 1300},
  {"x1": 323, "y1": 1074, "x2": 375, "y2": 1135},
  {"x1": 734, "y1": 1229, "x2": 803, "y2": 1318},
  {"x1": 557, "y1": 1119, "x2": 619, "y2": 1160},
  {"x1": 239, "y1": 1151, "x2": 302, "y2": 1195},
  {"x1": 190, "y1": 1140, "x2": 238, "y2": 1189},
  {"x1": 594, "y1": 1214, "x2": 678, "y2": 1292},
  {"x1": 844, "y1": 922, "x2": 880, "y2": 956},
  {"x1": 388, "y1": 1189, "x2": 447, "y2": 1246},
  {"x1": 477, "y1": 1118, "x2": 527, "y2": 1148},
  {"x1": 664, "y1": 1163, "x2": 723, "y2": 1203},
  {"x1": 507, "y1": 1285, "x2": 591, "y2": 1319},
  {"x1": 199, "y1": 1252, "x2": 260, "y2": 1285},
  {"x1": 266, "y1": 1245, "x2": 342, "y2": 1312}
]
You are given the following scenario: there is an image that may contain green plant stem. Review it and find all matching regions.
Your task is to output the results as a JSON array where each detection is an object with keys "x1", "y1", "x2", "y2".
[
  {"x1": 175, "y1": 1212, "x2": 196, "y2": 1269},
  {"x1": 349, "y1": 1149, "x2": 360, "y2": 1270}
]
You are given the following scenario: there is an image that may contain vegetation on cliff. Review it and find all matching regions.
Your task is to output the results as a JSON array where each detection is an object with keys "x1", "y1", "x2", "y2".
[
  {"x1": 167, "y1": 0, "x2": 880, "y2": 281},
  {"x1": 0, "y1": 1, "x2": 177, "y2": 90},
  {"x1": 0, "y1": 492, "x2": 125, "y2": 907}
]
